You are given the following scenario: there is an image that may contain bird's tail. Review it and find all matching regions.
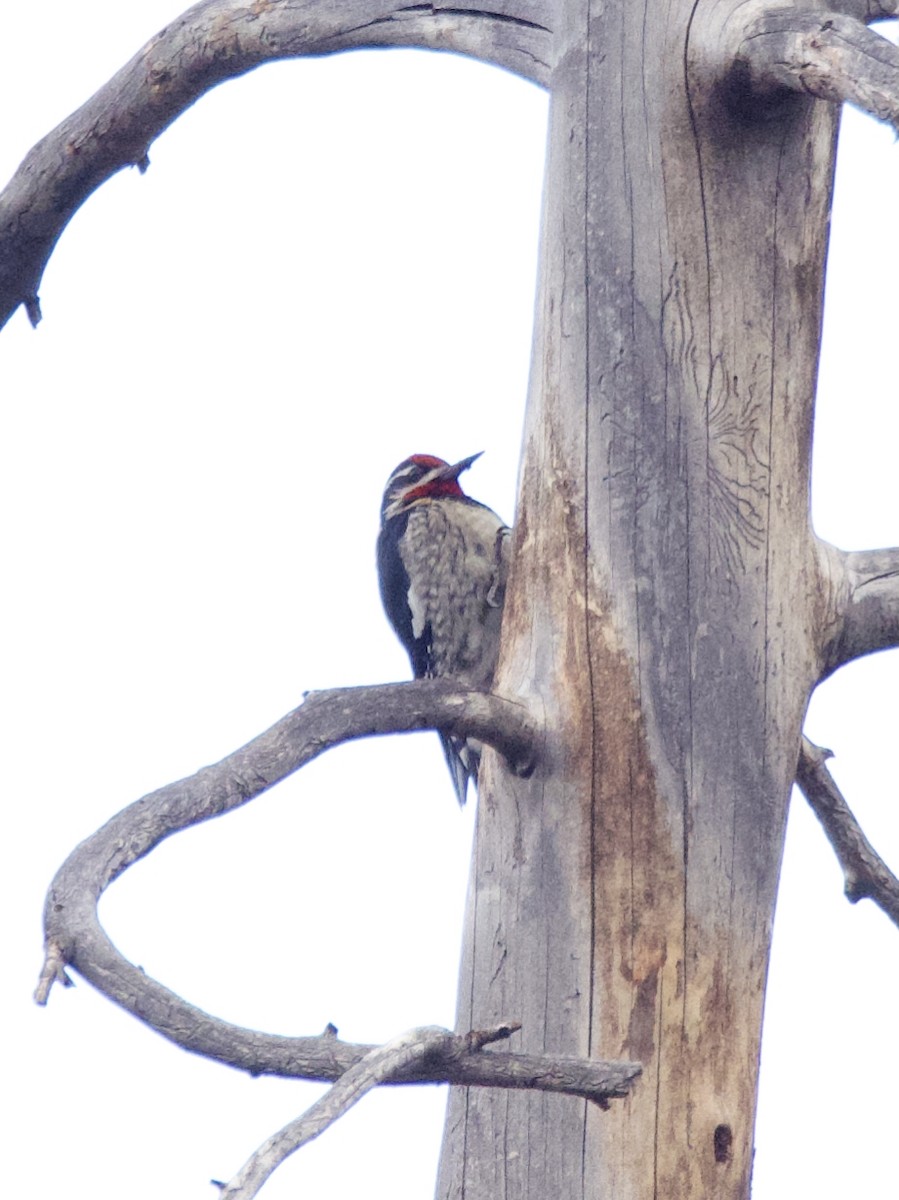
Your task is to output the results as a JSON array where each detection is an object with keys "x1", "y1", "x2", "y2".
[{"x1": 439, "y1": 733, "x2": 481, "y2": 807}]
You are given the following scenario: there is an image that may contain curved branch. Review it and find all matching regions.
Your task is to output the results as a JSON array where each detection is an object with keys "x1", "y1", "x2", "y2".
[
  {"x1": 0, "y1": 0, "x2": 552, "y2": 332},
  {"x1": 733, "y1": 10, "x2": 899, "y2": 128},
  {"x1": 26, "y1": 680, "x2": 639, "y2": 1106},
  {"x1": 36, "y1": 678, "x2": 537, "y2": 987},
  {"x1": 820, "y1": 546, "x2": 899, "y2": 674},
  {"x1": 797, "y1": 736, "x2": 899, "y2": 930}
]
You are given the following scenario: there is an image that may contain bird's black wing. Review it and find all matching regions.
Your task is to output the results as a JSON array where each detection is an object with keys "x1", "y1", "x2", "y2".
[{"x1": 377, "y1": 513, "x2": 431, "y2": 678}]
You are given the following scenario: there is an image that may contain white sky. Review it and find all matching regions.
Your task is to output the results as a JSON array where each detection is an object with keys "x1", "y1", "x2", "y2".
[{"x1": 1, "y1": 6, "x2": 897, "y2": 1198}]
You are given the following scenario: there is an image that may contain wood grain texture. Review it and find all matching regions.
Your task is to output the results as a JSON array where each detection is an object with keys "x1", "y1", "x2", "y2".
[{"x1": 437, "y1": 2, "x2": 844, "y2": 1196}]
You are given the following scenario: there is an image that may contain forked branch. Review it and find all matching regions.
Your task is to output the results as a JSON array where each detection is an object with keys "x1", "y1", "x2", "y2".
[
  {"x1": 0, "y1": 0, "x2": 552, "y2": 331},
  {"x1": 797, "y1": 736, "x2": 899, "y2": 930},
  {"x1": 734, "y1": 9, "x2": 899, "y2": 129}
]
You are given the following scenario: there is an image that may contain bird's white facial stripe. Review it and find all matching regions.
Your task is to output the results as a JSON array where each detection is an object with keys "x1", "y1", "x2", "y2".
[
  {"x1": 385, "y1": 466, "x2": 446, "y2": 516},
  {"x1": 398, "y1": 466, "x2": 443, "y2": 493}
]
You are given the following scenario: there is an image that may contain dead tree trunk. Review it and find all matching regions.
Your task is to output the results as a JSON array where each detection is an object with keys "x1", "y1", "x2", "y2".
[{"x1": 439, "y1": 5, "x2": 839, "y2": 1197}]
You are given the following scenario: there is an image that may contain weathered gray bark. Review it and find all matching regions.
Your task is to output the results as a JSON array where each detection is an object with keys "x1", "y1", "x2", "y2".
[{"x1": 437, "y1": 4, "x2": 849, "y2": 1197}]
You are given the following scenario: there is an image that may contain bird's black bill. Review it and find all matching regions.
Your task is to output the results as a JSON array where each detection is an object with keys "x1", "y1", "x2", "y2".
[{"x1": 439, "y1": 452, "x2": 483, "y2": 481}]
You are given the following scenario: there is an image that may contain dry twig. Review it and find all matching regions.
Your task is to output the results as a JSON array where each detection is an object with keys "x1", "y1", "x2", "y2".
[{"x1": 796, "y1": 735, "x2": 899, "y2": 929}]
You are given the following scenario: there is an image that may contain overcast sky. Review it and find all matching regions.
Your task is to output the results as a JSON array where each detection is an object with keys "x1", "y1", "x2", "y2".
[{"x1": 2, "y1": 6, "x2": 897, "y2": 1198}]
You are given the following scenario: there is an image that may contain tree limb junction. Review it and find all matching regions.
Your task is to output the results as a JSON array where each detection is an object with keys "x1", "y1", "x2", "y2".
[
  {"x1": 733, "y1": 9, "x2": 899, "y2": 129},
  {"x1": 820, "y1": 546, "x2": 899, "y2": 675}
]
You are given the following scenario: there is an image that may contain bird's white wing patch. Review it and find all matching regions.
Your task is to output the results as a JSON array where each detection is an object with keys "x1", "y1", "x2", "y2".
[
  {"x1": 399, "y1": 505, "x2": 438, "y2": 642},
  {"x1": 408, "y1": 579, "x2": 429, "y2": 640}
]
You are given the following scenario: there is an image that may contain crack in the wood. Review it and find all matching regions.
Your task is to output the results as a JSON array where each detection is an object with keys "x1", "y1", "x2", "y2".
[
  {"x1": 352, "y1": 3, "x2": 551, "y2": 34},
  {"x1": 432, "y1": 5, "x2": 550, "y2": 33},
  {"x1": 489, "y1": 942, "x2": 508, "y2": 989},
  {"x1": 855, "y1": 569, "x2": 899, "y2": 590}
]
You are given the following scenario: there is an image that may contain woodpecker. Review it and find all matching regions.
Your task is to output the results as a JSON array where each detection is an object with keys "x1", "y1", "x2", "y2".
[{"x1": 377, "y1": 453, "x2": 510, "y2": 805}]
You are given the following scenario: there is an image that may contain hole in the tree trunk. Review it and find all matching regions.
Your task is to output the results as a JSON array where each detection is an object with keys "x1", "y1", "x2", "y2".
[{"x1": 714, "y1": 1123, "x2": 733, "y2": 1164}]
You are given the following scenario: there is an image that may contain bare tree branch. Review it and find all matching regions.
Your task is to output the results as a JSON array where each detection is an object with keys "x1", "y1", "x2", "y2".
[
  {"x1": 796, "y1": 736, "x2": 899, "y2": 930},
  {"x1": 36, "y1": 679, "x2": 536, "y2": 964},
  {"x1": 820, "y1": 546, "x2": 899, "y2": 674},
  {"x1": 733, "y1": 9, "x2": 899, "y2": 129},
  {"x1": 218, "y1": 1024, "x2": 520, "y2": 1199},
  {"x1": 0, "y1": 0, "x2": 552, "y2": 332},
  {"x1": 43, "y1": 678, "x2": 538, "y2": 907},
  {"x1": 29, "y1": 679, "x2": 639, "y2": 1105}
]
